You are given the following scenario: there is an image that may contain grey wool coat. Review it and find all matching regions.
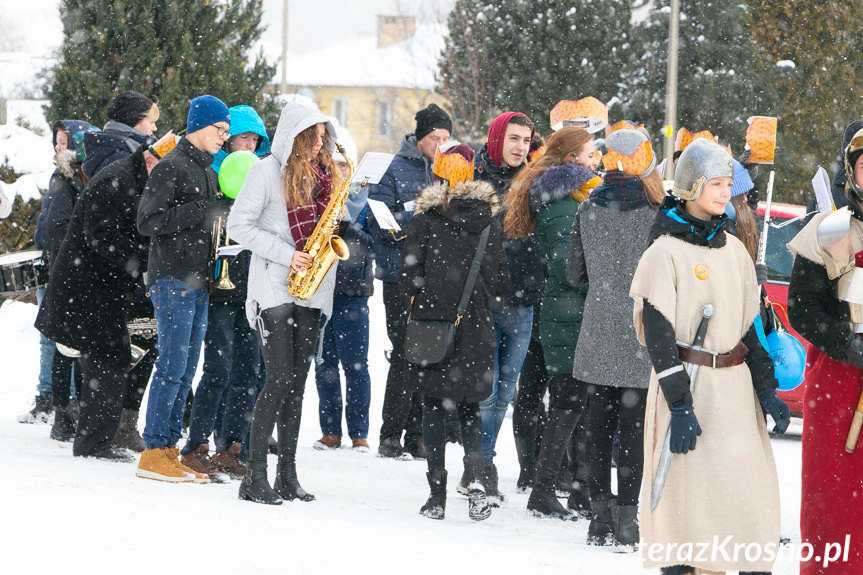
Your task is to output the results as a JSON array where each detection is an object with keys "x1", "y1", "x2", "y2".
[{"x1": 567, "y1": 178, "x2": 655, "y2": 388}]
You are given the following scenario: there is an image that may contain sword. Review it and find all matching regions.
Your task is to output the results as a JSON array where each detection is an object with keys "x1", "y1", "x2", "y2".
[{"x1": 651, "y1": 303, "x2": 714, "y2": 511}]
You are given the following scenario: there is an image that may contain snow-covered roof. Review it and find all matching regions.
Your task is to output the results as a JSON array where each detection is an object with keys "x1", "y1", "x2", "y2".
[
  {"x1": 0, "y1": 124, "x2": 54, "y2": 202},
  {"x1": 283, "y1": 22, "x2": 445, "y2": 90}
]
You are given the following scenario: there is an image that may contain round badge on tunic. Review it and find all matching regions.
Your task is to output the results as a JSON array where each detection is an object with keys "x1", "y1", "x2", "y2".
[{"x1": 695, "y1": 264, "x2": 709, "y2": 280}]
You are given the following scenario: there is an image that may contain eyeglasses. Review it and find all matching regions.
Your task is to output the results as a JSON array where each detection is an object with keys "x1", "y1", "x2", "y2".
[{"x1": 213, "y1": 125, "x2": 231, "y2": 138}]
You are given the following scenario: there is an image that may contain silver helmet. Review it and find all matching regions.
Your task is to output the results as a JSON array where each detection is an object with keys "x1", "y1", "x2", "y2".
[
  {"x1": 844, "y1": 128, "x2": 863, "y2": 204},
  {"x1": 671, "y1": 138, "x2": 733, "y2": 201}
]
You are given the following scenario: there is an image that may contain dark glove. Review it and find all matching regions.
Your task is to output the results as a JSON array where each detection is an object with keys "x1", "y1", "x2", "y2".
[
  {"x1": 746, "y1": 187, "x2": 759, "y2": 211},
  {"x1": 203, "y1": 194, "x2": 231, "y2": 218},
  {"x1": 755, "y1": 263, "x2": 769, "y2": 286},
  {"x1": 756, "y1": 388, "x2": 791, "y2": 434},
  {"x1": 669, "y1": 404, "x2": 702, "y2": 454},
  {"x1": 738, "y1": 149, "x2": 760, "y2": 181},
  {"x1": 846, "y1": 335, "x2": 863, "y2": 369}
]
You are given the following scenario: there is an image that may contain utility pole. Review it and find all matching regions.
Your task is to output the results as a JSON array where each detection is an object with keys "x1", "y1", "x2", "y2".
[
  {"x1": 663, "y1": 0, "x2": 679, "y2": 180},
  {"x1": 280, "y1": 0, "x2": 289, "y2": 95}
]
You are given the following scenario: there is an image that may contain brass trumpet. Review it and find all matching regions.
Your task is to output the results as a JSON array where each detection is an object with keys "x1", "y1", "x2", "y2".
[{"x1": 212, "y1": 216, "x2": 236, "y2": 291}]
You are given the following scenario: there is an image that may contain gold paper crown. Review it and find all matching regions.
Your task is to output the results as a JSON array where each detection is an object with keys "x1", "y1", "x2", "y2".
[
  {"x1": 674, "y1": 128, "x2": 717, "y2": 153},
  {"x1": 745, "y1": 116, "x2": 778, "y2": 164},
  {"x1": 433, "y1": 147, "x2": 474, "y2": 189},
  {"x1": 602, "y1": 140, "x2": 654, "y2": 176},
  {"x1": 149, "y1": 131, "x2": 178, "y2": 159},
  {"x1": 549, "y1": 97, "x2": 608, "y2": 133},
  {"x1": 606, "y1": 120, "x2": 644, "y2": 137}
]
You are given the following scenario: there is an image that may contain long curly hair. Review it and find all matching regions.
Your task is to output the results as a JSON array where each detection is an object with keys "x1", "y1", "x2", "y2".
[
  {"x1": 284, "y1": 123, "x2": 344, "y2": 207},
  {"x1": 504, "y1": 127, "x2": 593, "y2": 238}
]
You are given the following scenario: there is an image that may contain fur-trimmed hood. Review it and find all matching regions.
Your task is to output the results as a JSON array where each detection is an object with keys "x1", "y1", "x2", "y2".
[
  {"x1": 414, "y1": 180, "x2": 500, "y2": 234},
  {"x1": 55, "y1": 149, "x2": 80, "y2": 180},
  {"x1": 528, "y1": 163, "x2": 594, "y2": 214},
  {"x1": 414, "y1": 180, "x2": 500, "y2": 216}
]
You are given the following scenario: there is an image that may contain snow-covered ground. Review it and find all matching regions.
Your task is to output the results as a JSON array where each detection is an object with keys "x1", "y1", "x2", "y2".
[{"x1": 1, "y1": 290, "x2": 803, "y2": 574}]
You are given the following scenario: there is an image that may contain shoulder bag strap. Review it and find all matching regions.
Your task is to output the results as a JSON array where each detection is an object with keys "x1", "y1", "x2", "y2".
[{"x1": 455, "y1": 225, "x2": 491, "y2": 325}]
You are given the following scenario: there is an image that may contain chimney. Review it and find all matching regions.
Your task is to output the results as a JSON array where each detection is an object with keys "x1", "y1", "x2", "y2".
[{"x1": 377, "y1": 15, "x2": 416, "y2": 48}]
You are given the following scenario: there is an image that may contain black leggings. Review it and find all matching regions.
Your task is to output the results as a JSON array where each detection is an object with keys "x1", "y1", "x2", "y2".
[
  {"x1": 587, "y1": 384, "x2": 647, "y2": 506},
  {"x1": 51, "y1": 352, "x2": 82, "y2": 407},
  {"x1": 422, "y1": 396, "x2": 482, "y2": 473},
  {"x1": 248, "y1": 303, "x2": 320, "y2": 462}
]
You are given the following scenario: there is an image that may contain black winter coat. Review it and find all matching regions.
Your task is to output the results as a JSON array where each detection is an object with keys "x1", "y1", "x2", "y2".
[
  {"x1": 474, "y1": 144, "x2": 545, "y2": 307},
  {"x1": 82, "y1": 121, "x2": 155, "y2": 179},
  {"x1": 35, "y1": 147, "x2": 151, "y2": 359},
  {"x1": 137, "y1": 137, "x2": 227, "y2": 290},
  {"x1": 44, "y1": 150, "x2": 85, "y2": 267},
  {"x1": 399, "y1": 180, "x2": 509, "y2": 403}
]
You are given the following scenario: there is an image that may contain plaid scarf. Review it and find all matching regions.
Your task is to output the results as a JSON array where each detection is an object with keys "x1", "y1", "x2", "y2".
[{"x1": 287, "y1": 164, "x2": 333, "y2": 251}]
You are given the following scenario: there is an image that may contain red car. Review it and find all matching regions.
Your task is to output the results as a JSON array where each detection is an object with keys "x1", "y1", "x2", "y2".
[{"x1": 758, "y1": 200, "x2": 811, "y2": 417}]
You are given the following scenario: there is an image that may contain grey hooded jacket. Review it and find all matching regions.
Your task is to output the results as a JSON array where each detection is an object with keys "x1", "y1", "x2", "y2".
[{"x1": 227, "y1": 101, "x2": 338, "y2": 327}]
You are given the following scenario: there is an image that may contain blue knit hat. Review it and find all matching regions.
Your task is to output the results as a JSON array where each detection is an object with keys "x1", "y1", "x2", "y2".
[
  {"x1": 730, "y1": 158, "x2": 754, "y2": 197},
  {"x1": 186, "y1": 95, "x2": 231, "y2": 135}
]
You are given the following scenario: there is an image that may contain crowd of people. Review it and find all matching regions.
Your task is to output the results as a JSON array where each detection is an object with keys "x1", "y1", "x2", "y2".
[{"x1": 11, "y1": 87, "x2": 863, "y2": 575}]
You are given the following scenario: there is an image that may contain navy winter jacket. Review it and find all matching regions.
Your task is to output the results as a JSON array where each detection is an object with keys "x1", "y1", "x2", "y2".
[
  {"x1": 474, "y1": 144, "x2": 545, "y2": 307},
  {"x1": 82, "y1": 121, "x2": 155, "y2": 179},
  {"x1": 367, "y1": 134, "x2": 433, "y2": 282}
]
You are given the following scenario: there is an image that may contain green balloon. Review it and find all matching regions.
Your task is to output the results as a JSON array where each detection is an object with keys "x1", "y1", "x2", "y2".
[{"x1": 218, "y1": 151, "x2": 260, "y2": 199}]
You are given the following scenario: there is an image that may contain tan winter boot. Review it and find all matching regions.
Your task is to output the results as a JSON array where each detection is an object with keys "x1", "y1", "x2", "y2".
[{"x1": 136, "y1": 447, "x2": 206, "y2": 483}]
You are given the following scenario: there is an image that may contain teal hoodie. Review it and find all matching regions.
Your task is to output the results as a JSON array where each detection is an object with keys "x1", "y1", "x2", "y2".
[{"x1": 211, "y1": 105, "x2": 270, "y2": 173}]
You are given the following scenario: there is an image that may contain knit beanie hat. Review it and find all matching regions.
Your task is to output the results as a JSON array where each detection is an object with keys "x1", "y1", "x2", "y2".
[
  {"x1": 730, "y1": 159, "x2": 754, "y2": 197},
  {"x1": 486, "y1": 111, "x2": 535, "y2": 167},
  {"x1": 107, "y1": 91, "x2": 156, "y2": 128},
  {"x1": 415, "y1": 103, "x2": 452, "y2": 142},
  {"x1": 186, "y1": 95, "x2": 231, "y2": 135}
]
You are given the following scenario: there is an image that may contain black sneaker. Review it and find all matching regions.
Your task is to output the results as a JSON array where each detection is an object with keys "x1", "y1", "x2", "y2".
[
  {"x1": 85, "y1": 447, "x2": 136, "y2": 463},
  {"x1": 17, "y1": 395, "x2": 53, "y2": 424},
  {"x1": 377, "y1": 437, "x2": 405, "y2": 458},
  {"x1": 403, "y1": 438, "x2": 427, "y2": 459}
]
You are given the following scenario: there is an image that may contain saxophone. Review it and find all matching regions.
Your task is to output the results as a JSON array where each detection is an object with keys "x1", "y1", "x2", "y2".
[{"x1": 286, "y1": 145, "x2": 354, "y2": 300}]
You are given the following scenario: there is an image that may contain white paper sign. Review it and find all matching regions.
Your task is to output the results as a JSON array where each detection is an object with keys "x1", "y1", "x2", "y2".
[
  {"x1": 217, "y1": 244, "x2": 248, "y2": 257},
  {"x1": 812, "y1": 166, "x2": 835, "y2": 213},
  {"x1": 353, "y1": 153, "x2": 395, "y2": 185},
  {"x1": 367, "y1": 198, "x2": 401, "y2": 231}
]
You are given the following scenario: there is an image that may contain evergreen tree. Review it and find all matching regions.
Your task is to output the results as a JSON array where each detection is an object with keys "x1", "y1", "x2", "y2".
[
  {"x1": 623, "y1": 0, "x2": 779, "y2": 169},
  {"x1": 44, "y1": 0, "x2": 277, "y2": 133},
  {"x1": 439, "y1": 0, "x2": 632, "y2": 140},
  {"x1": 748, "y1": 1, "x2": 863, "y2": 204}
]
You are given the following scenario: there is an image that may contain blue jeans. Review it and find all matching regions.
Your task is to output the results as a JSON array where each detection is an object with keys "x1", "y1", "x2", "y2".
[
  {"x1": 143, "y1": 277, "x2": 209, "y2": 449},
  {"x1": 314, "y1": 295, "x2": 371, "y2": 439},
  {"x1": 480, "y1": 303, "x2": 533, "y2": 463},
  {"x1": 36, "y1": 288, "x2": 54, "y2": 397},
  {"x1": 182, "y1": 300, "x2": 262, "y2": 455}
]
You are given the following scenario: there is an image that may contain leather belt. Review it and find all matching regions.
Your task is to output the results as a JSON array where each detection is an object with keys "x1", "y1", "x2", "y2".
[{"x1": 677, "y1": 341, "x2": 748, "y2": 369}]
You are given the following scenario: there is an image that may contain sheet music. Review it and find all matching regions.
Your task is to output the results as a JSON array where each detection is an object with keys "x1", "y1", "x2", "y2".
[
  {"x1": 217, "y1": 244, "x2": 248, "y2": 257},
  {"x1": 812, "y1": 166, "x2": 835, "y2": 213},
  {"x1": 367, "y1": 198, "x2": 401, "y2": 231},
  {"x1": 353, "y1": 153, "x2": 395, "y2": 185}
]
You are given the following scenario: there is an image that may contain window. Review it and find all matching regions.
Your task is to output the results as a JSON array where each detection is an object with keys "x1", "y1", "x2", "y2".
[
  {"x1": 331, "y1": 98, "x2": 348, "y2": 127},
  {"x1": 376, "y1": 100, "x2": 393, "y2": 139}
]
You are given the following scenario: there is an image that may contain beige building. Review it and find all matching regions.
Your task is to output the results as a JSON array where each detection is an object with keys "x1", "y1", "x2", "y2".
[{"x1": 275, "y1": 16, "x2": 448, "y2": 156}]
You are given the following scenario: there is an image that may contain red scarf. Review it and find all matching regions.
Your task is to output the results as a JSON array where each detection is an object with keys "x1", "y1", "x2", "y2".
[{"x1": 287, "y1": 164, "x2": 332, "y2": 251}]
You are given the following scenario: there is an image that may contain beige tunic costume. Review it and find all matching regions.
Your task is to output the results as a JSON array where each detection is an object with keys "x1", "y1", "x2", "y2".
[{"x1": 630, "y1": 233, "x2": 781, "y2": 573}]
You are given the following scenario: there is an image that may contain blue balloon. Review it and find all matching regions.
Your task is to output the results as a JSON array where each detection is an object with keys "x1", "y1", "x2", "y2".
[{"x1": 766, "y1": 330, "x2": 806, "y2": 391}]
